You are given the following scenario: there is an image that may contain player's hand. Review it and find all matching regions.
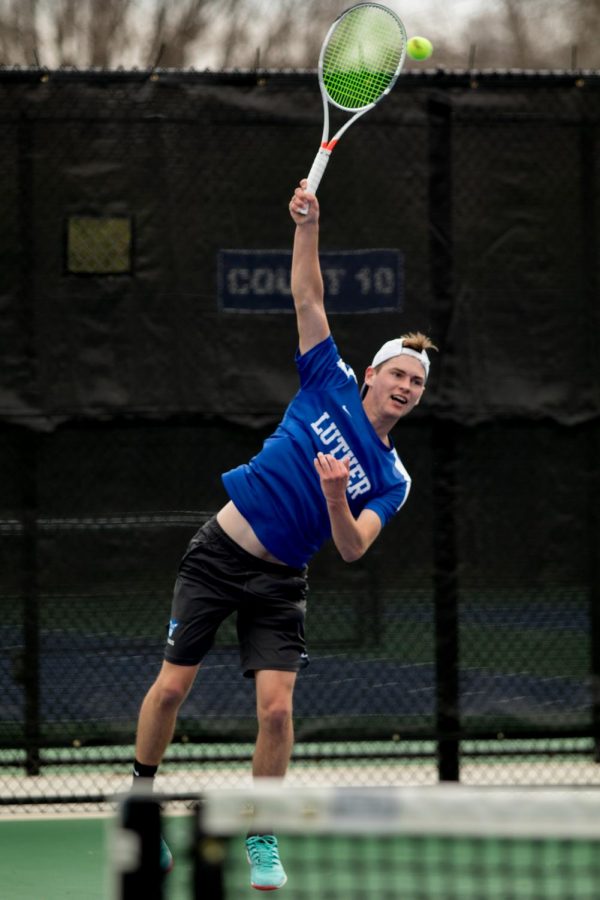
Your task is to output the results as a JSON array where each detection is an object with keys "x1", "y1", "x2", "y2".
[
  {"x1": 314, "y1": 452, "x2": 350, "y2": 502},
  {"x1": 289, "y1": 179, "x2": 319, "y2": 225}
]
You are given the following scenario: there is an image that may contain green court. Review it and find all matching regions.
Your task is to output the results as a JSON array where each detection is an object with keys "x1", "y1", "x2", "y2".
[
  {"x1": 0, "y1": 814, "x2": 194, "y2": 900},
  {"x1": 3, "y1": 786, "x2": 600, "y2": 899}
]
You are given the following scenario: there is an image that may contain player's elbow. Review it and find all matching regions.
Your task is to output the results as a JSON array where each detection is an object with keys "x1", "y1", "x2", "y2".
[
  {"x1": 336, "y1": 526, "x2": 379, "y2": 562},
  {"x1": 293, "y1": 293, "x2": 323, "y2": 317},
  {"x1": 338, "y1": 543, "x2": 367, "y2": 564}
]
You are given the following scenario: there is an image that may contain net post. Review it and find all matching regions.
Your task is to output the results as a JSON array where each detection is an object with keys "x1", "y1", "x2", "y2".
[
  {"x1": 114, "y1": 794, "x2": 164, "y2": 900},
  {"x1": 193, "y1": 797, "x2": 227, "y2": 900}
]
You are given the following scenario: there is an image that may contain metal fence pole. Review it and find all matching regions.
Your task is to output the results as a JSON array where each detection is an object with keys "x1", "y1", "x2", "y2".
[
  {"x1": 19, "y1": 429, "x2": 41, "y2": 775},
  {"x1": 432, "y1": 421, "x2": 460, "y2": 781},
  {"x1": 581, "y1": 120, "x2": 600, "y2": 761},
  {"x1": 428, "y1": 94, "x2": 460, "y2": 781},
  {"x1": 17, "y1": 113, "x2": 42, "y2": 775}
]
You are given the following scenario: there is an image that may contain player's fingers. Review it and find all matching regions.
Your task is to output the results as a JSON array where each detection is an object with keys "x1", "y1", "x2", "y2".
[
  {"x1": 291, "y1": 191, "x2": 309, "y2": 212},
  {"x1": 315, "y1": 451, "x2": 335, "y2": 472},
  {"x1": 318, "y1": 453, "x2": 349, "y2": 479},
  {"x1": 294, "y1": 190, "x2": 309, "y2": 206},
  {"x1": 299, "y1": 187, "x2": 314, "y2": 204},
  {"x1": 313, "y1": 456, "x2": 326, "y2": 475}
]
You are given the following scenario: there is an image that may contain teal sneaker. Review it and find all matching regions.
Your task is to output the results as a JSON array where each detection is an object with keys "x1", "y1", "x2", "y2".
[
  {"x1": 160, "y1": 836, "x2": 174, "y2": 874},
  {"x1": 245, "y1": 835, "x2": 287, "y2": 891}
]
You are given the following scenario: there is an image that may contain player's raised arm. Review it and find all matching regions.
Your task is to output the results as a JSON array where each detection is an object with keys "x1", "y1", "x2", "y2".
[{"x1": 289, "y1": 180, "x2": 330, "y2": 355}]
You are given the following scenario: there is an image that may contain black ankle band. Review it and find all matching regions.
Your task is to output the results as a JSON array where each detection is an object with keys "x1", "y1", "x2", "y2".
[{"x1": 133, "y1": 760, "x2": 158, "y2": 779}]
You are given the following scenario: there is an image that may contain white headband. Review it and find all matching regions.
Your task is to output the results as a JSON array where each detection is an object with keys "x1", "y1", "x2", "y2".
[{"x1": 370, "y1": 338, "x2": 430, "y2": 380}]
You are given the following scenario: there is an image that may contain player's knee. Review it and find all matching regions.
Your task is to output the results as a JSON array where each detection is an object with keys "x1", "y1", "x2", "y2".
[
  {"x1": 152, "y1": 679, "x2": 189, "y2": 711},
  {"x1": 258, "y1": 700, "x2": 292, "y2": 734}
]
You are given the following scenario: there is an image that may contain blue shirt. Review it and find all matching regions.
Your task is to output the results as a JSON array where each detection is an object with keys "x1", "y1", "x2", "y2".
[{"x1": 222, "y1": 336, "x2": 411, "y2": 567}]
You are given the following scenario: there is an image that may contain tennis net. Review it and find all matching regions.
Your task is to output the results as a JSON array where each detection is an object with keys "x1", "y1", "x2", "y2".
[{"x1": 116, "y1": 783, "x2": 600, "y2": 899}]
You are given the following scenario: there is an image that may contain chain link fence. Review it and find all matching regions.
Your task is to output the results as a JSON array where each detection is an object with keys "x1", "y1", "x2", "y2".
[{"x1": 1, "y1": 68, "x2": 599, "y2": 807}]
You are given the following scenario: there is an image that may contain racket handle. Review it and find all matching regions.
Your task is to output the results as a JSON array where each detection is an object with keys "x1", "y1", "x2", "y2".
[{"x1": 299, "y1": 148, "x2": 332, "y2": 215}]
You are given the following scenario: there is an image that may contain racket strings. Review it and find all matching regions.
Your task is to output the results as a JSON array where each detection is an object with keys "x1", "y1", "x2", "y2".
[{"x1": 322, "y1": 6, "x2": 406, "y2": 110}]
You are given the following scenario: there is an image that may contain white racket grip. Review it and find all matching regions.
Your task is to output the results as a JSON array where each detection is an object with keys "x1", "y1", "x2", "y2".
[{"x1": 299, "y1": 147, "x2": 332, "y2": 215}]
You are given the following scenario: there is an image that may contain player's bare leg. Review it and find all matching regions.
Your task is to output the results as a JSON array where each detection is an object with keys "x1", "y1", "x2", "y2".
[
  {"x1": 253, "y1": 669, "x2": 297, "y2": 777},
  {"x1": 246, "y1": 669, "x2": 296, "y2": 890},
  {"x1": 133, "y1": 661, "x2": 199, "y2": 873},
  {"x1": 135, "y1": 660, "x2": 200, "y2": 766}
]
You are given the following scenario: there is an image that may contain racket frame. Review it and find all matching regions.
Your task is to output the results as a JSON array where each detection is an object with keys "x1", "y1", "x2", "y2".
[{"x1": 304, "y1": 2, "x2": 407, "y2": 201}]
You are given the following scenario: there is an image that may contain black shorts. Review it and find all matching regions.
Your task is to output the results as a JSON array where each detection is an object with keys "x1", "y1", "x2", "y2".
[{"x1": 164, "y1": 517, "x2": 309, "y2": 678}]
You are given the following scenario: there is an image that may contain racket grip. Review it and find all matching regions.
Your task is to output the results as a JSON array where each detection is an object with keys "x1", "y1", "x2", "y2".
[{"x1": 299, "y1": 148, "x2": 332, "y2": 214}]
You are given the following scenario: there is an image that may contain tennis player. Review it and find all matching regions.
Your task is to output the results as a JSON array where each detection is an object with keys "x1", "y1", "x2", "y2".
[{"x1": 131, "y1": 180, "x2": 437, "y2": 890}]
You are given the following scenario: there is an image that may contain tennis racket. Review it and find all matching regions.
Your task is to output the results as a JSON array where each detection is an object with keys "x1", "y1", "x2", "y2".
[{"x1": 301, "y1": 2, "x2": 407, "y2": 212}]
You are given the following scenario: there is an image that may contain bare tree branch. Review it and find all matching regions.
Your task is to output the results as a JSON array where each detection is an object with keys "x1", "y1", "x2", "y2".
[
  {"x1": 20, "y1": 0, "x2": 40, "y2": 65},
  {"x1": 145, "y1": 0, "x2": 215, "y2": 68},
  {"x1": 0, "y1": 0, "x2": 41, "y2": 65},
  {"x1": 50, "y1": 0, "x2": 82, "y2": 66},
  {"x1": 0, "y1": 0, "x2": 596, "y2": 71},
  {"x1": 87, "y1": 0, "x2": 136, "y2": 68},
  {"x1": 502, "y1": 0, "x2": 532, "y2": 64}
]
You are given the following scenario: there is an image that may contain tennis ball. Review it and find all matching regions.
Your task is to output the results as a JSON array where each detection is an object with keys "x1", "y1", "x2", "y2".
[{"x1": 407, "y1": 36, "x2": 433, "y2": 61}]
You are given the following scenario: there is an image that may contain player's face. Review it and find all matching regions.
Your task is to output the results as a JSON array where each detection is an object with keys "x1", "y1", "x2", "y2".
[{"x1": 366, "y1": 355, "x2": 426, "y2": 418}]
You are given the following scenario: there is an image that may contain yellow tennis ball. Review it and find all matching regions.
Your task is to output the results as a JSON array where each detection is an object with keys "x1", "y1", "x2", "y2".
[{"x1": 407, "y1": 36, "x2": 433, "y2": 61}]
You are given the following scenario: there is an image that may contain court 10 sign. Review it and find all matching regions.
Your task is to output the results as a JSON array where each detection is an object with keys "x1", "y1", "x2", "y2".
[{"x1": 218, "y1": 249, "x2": 404, "y2": 313}]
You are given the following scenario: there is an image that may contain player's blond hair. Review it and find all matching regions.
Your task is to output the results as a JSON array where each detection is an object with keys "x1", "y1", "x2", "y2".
[{"x1": 399, "y1": 332, "x2": 438, "y2": 354}]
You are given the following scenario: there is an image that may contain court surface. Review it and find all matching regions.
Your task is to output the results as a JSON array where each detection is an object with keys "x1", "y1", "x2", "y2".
[
  {"x1": 0, "y1": 813, "x2": 194, "y2": 900},
  {"x1": 3, "y1": 789, "x2": 599, "y2": 899}
]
